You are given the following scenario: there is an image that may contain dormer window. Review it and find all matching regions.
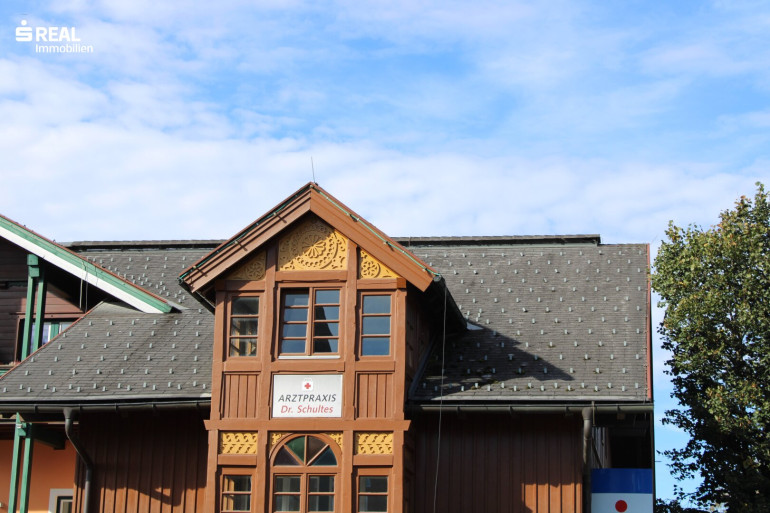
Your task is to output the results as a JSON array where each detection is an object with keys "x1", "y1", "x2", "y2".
[
  {"x1": 360, "y1": 294, "x2": 391, "y2": 356},
  {"x1": 280, "y1": 288, "x2": 340, "y2": 356},
  {"x1": 229, "y1": 296, "x2": 260, "y2": 357}
]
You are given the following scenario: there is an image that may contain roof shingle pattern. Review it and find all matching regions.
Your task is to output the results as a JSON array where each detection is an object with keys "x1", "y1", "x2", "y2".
[
  {"x1": 405, "y1": 239, "x2": 650, "y2": 402},
  {"x1": 0, "y1": 244, "x2": 215, "y2": 404}
]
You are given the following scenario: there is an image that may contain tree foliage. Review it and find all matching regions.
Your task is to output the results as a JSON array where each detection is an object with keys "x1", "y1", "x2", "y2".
[
  {"x1": 652, "y1": 183, "x2": 770, "y2": 511},
  {"x1": 655, "y1": 498, "x2": 710, "y2": 513}
]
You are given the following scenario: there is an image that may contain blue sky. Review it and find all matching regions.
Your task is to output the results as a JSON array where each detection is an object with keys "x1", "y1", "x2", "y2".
[{"x1": 2, "y1": 0, "x2": 769, "y2": 503}]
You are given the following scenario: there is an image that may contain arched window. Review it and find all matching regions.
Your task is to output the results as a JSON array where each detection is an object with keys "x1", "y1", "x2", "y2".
[{"x1": 271, "y1": 434, "x2": 340, "y2": 512}]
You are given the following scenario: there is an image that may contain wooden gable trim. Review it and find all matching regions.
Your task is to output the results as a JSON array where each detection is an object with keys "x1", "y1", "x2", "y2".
[{"x1": 181, "y1": 183, "x2": 437, "y2": 294}]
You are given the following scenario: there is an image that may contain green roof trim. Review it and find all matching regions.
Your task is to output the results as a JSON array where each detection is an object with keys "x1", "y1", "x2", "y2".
[{"x1": 0, "y1": 214, "x2": 171, "y2": 314}]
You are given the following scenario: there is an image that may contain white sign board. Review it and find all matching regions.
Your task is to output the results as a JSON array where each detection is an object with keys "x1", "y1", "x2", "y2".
[{"x1": 272, "y1": 374, "x2": 343, "y2": 418}]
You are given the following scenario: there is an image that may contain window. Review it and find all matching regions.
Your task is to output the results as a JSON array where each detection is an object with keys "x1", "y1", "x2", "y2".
[
  {"x1": 55, "y1": 496, "x2": 73, "y2": 513},
  {"x1": 48, "y1": 488, "x2": 73, "y2": 513},
  {"x1": 360, "y1": 295, "x2": 391, "y2": 356},
  {"x1": 229, "y1": 297, "x2": 259, "y2": 356},
  {"x1": 18, "y1": 320, "x2": 74, "y2": 360},
  {"x1": 280, "y1": 288, "x2": 340, "y2": 356},
  {"x1": 222, "y1": 475, "x2": 252, "y2": 512},
  {"x1": 272, "y1": 435, "x2": 339, "y2": 512},
  {"x1": 358, "y1": 476, "x2": 388, "y2": 512}
]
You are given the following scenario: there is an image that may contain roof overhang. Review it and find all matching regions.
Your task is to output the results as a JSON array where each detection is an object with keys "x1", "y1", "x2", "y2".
[{"x1": 0, "y1": 214, "x2": 172, "y2": 314}]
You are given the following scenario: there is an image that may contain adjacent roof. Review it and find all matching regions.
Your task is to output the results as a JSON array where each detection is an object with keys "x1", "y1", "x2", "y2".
[
  {"x1": 404, "y1": 237, "x2": 651, "y2": 403},
  {"x1": 0, "y1": 242, "x2": 215, "y2": 410},
  {"x1": 0, "y1": 214, "x2": 172, "y2": 314}
]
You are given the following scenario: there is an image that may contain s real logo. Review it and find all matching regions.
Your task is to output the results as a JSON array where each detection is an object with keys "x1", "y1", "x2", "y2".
[
  {"x1": 15, "y1": 19, "x2": 92, "y2": 54},
  {"x1": 16, "y1": 19, "x2": 81, "y2": 42},
  {"x1": 15, "y1": 20, "x2": 32, "y2": 42}
]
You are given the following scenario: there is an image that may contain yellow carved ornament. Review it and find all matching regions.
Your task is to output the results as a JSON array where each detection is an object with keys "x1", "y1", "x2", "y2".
[
  {"x1": 278, "y1": 218, "x2": 347, "y2": 271},
  {"x1": 219, "y1": 432, "x2": 259, "y2": 455},
  {"x1": 324, "y1": 432, "x2": 343, "y2": 450},
  {"x1": 354, "y1": 432, "x2": 393, "y2": 455},
  {"x1": 269, "y1": 432, "x2": 291, "y2": 449},
  {"x1": 359, "y1": 249, "x2": 399, "y2": 279},
  {"x1": 226, "y1": 251, "x2": 266, "y2": 281}
]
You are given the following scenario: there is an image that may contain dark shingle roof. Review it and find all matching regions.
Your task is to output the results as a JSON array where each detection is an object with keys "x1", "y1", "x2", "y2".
[
  {"x1": 0, "y1": 243, "x2": 216, "y2": 407},
  {"x1": 0, "y1": 302, "x2": 212, "y2": 403},
  {"x1": 406, "y1": 239, "x2": 650, "y2": 403}
]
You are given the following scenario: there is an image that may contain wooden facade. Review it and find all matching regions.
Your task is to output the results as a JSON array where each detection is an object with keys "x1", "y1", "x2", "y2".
[
  {"x1": 73, "y1": 410, "x2": 208, "y2": 512},
  {"x1": 203, "y1": 213, "x2": 421, "y2": 513},
  {"x1": 411, "y1": 414, "x2": 583, "y2": 513}
]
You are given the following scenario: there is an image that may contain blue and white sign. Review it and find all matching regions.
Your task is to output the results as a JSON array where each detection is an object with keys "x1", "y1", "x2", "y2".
[{"x1": 592, "y1": 469, "x2": 653, "y2": 513}]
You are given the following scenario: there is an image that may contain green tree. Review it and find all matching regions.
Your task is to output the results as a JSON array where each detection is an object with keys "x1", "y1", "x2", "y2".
[{"x1": 652, "y1": 183, "x2": 770, "y2": 512}]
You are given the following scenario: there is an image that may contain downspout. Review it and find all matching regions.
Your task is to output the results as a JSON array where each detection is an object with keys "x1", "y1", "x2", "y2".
[
  {"x1": 64, "y1": 408, "x2": 93, "y2": 513},
  {"x1": 582, "y1": 407, "x2": 593, "y2": 513}
]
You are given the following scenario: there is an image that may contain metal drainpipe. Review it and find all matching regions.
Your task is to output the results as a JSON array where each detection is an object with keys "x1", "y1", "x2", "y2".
[
  {"x1": 63, "y1": 408, "x2": 93, "y2": 513},
  {"x1": 582, "y1": 407, "x2": 593, "y2": 513}
]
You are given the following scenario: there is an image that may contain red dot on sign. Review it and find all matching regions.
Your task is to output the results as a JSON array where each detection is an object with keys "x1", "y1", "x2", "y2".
[{"x1": 615, "y1": 500, "x2": 628, "y2": 512}]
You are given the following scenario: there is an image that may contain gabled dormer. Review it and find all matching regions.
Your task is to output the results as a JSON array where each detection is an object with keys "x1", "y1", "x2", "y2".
[{"x1": 180, "y1": 183, "x2": 463, "y2": 513}]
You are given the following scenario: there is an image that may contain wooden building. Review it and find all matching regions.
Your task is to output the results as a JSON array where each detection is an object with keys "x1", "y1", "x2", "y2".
[{"x1": 0, "y1": 183, "x2": 653, "y2": 512}]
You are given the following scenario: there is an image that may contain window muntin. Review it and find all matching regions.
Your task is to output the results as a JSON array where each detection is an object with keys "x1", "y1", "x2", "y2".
[
  {"x1": 229, "y1": 297, "x2": 259, "y2": 357},
  {"x1": 360, "y1": 295, "x2": 391, "y2": 356},
  {"x1": 280, "y1": 289, "x2": 340, "y2": 356},
  {"x1": 308, "y1": 475, "x2": 335, "y2": 512},
  {"x1": 274, "y1": 475, "x2": 301, "y2": 512},
  {"x1": 358, "y1": 476, "x2": 388, "y2": 512},
  {"x1": 222, "y1": 475, "x2": 252, "y2": 512}
]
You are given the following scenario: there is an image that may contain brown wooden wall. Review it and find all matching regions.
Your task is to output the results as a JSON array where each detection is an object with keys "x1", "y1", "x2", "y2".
[
  {"x1": 410, "y1": 413, "x2": 583, "y2": 513},
  {"x1": 74, "y1": 409, "x2": 208, "y2": 513}
]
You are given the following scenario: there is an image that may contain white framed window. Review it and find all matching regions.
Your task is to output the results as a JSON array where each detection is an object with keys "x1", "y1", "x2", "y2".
[{"x1": 48, "y1": 488, "x2": 73, "y2": 513}]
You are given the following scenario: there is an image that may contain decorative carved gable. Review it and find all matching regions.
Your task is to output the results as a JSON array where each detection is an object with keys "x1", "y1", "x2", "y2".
[
  {"x1": 226, "y1": 251, "x2": 266, "y2": 281},
  {"x1": 278, "y1": 217, "x2": 348, "y2": 271},
  {"x1": 359, "y1": 249, "x2": 400, "y2": 279}
]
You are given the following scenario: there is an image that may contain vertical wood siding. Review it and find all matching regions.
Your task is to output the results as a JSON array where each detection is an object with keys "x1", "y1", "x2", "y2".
[
  {"x1": 411, "y1": 414, "x2": 582, "y2": 513},
  {"x1": 356, "y1": 372, "x2": 393, "y2": 418},
  {"x1": 220, "y1": 372, "x2": 259, "y2": 418},
  {"x1": 74, "y1": 410, "x2": 208, "y2": 513}
]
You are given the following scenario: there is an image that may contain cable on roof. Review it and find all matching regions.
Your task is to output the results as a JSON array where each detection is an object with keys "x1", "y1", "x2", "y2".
[{"x1": 432, "y1": 282, "x2": 447, "y2": 513}]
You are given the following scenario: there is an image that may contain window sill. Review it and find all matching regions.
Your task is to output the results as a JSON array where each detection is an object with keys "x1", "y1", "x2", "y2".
[{"x1": 278, "y1": 355, "x2": 341, "y2": 360}]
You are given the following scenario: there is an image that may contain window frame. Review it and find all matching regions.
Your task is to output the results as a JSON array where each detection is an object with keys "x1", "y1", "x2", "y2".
[
  {"x1": 227, "y1": 294, "x2": 261, "y2": 358},
  {"x1": 355, "y1": 469, "x2": 390, "y2": 513},
  {"x1": 278, "y1": 286, "x2": 342, "y2": 358},
  {"x1": 48, "y1": 488, "x2": 73, "y2": 513},
  {"x1": 270, "y1": 434, "x2": 341, "y2": 513},
  {"x1": 220, "y1": 469, "x2": 254, "y2": 513},
  {"x1": 359, "y1": 293, "x2": 393, "y2": 358}
]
